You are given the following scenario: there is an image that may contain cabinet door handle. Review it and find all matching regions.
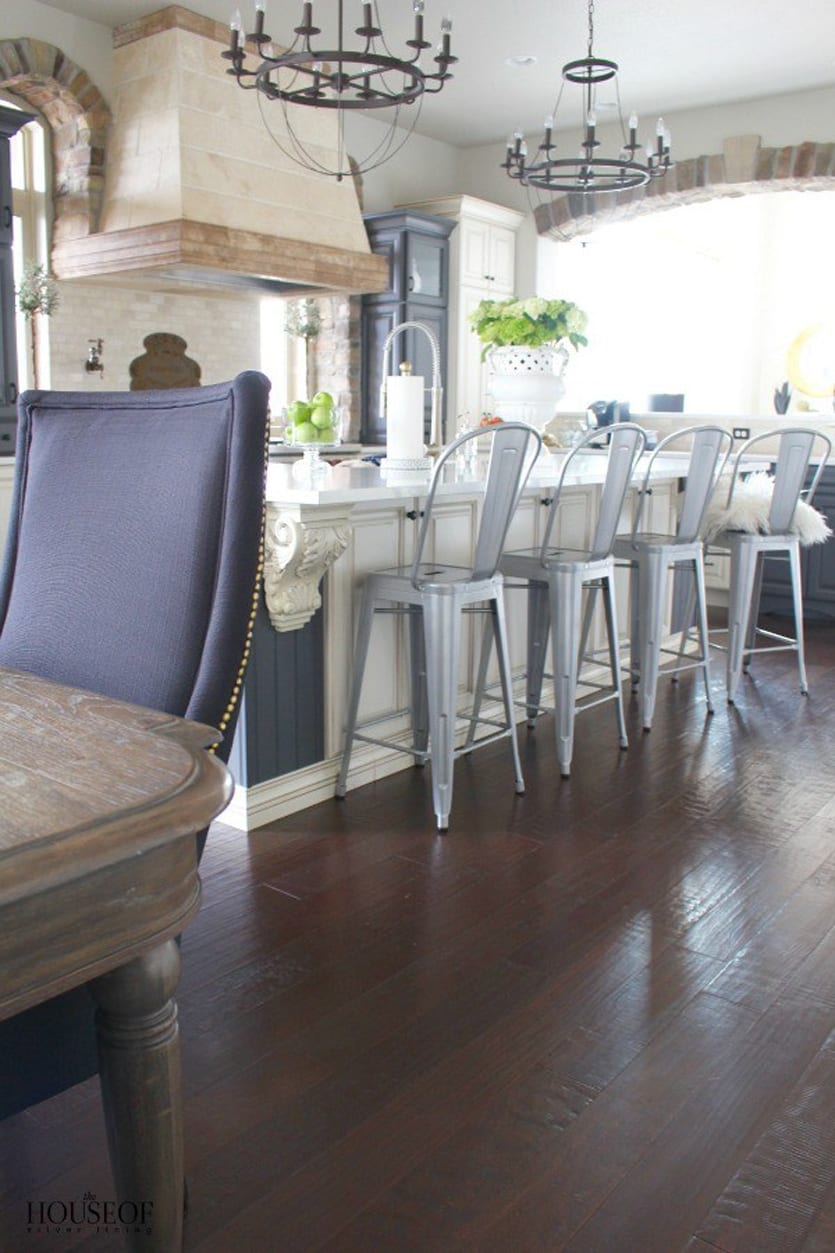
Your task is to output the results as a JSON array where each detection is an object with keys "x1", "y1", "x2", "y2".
[
  {"x1": 405, "y1": 509, "x2": 425, "y2": 520},
  {"x1": 407, "y1": 275, "x2": 414, "y2": 291},
  {"x1": 2, "y1": 205, "x2": 10, "y2": 229},
  {"x1": 8, "y1": 382, "x2": 16, "y2": 404}
]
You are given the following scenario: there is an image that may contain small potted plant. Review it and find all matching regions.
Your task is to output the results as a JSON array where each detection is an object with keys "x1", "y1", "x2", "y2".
[{"x1": 16, "y1": 262, "x2": 60, "y2": 389}]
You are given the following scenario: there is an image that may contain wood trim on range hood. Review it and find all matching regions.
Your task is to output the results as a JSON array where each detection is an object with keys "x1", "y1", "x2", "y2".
[{"x1": 52, "y1": 219, "x2": 389, "y2": 298}]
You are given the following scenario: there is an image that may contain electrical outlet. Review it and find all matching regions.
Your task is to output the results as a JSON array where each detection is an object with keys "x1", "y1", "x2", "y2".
[{"x1": 733, "y1": 426, "x2": 750, "y2": 440}]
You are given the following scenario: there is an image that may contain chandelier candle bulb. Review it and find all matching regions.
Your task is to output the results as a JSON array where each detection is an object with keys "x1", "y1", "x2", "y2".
[{"x1": 229, "y1": 9, "x2": 242, "y2": 52}]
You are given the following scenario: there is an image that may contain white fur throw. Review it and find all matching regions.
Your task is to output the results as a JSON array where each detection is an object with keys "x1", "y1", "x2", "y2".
[{"x1": 702, "y1": 472, "x2": 832, "y2": 546}]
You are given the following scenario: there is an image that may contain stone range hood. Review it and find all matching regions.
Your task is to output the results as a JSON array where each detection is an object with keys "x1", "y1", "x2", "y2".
[{"x1": 51, "y1": 6, "x2": 388, "y2": 299}]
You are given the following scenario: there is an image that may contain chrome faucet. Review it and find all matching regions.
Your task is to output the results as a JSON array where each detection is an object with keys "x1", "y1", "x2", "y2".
[{"x1": 379, "y1": 320, "x2": 443, "y2": 454}]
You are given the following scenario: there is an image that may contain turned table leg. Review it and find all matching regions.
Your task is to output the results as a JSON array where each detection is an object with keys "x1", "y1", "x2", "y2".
[{"x1": 89, "y1": 939, "x2": 184, "y2": 1252}]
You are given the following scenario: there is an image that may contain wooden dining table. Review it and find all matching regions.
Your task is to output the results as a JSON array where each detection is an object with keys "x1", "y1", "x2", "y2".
[{"x1": 0, "y1": 666, "x2": 233, "y2": 1251}]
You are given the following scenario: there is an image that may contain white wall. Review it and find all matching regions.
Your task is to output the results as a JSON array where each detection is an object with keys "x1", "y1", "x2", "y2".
[{"x1": 345, "y1": 113, "x2": 463, "y2": 214}]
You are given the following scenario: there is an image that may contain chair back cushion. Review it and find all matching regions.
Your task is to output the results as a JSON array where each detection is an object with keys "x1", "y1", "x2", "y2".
[{"x1": 0, "y1": 373, "x2": 269, "y2": 742}]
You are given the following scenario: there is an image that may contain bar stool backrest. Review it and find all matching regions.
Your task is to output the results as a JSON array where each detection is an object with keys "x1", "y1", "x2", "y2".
[
  {"x1": 725, "y1": 427, "x2": 832, "y2": 535},
  {"x1": 541, "y1": 424, "x2": 646, "y2": 562},
  {"x1": 411, "y1": 422, "x2": 542, "y2": 587},
  {"x1": 631, "y1": 425, "x2": 732, "y2": 543}
]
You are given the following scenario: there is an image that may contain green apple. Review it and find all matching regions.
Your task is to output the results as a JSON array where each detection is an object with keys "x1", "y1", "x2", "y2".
[
  {"x1": 287, "y1": 399, "x2": 311, "y2": 424},
  {"x1": 292, "y1": 420, "x2": 318, "y2": 444},
  {"x1": 311, "y1": 391, "x2": 334, "y2": 409},
  {"x1": 315, "y1": 426, "x2": 336, "y2": 443},
  {"x1": 310, "y1": 403, "x2": 334, "y2": 429}
]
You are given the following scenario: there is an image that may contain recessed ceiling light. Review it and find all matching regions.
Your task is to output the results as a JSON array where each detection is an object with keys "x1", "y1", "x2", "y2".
[{"x1": 505, "y1": 54, "x2": 538, "y2": 68}]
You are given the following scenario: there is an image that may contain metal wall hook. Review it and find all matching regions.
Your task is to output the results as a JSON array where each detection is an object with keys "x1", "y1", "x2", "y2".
[{"x1": 85, "y1": 338, "x2": 104, "y2": 375}]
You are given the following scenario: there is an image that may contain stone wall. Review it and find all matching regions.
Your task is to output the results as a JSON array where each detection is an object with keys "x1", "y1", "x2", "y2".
[
  {"x1": 536, "y1": 136, "x2": 835, "y2": 240},
  {"x1": 313, "y1": 295, "x2": 363, "y2": 439},
  {"x1": 0, "y1": 38, "x2": 109, "y2": 241}
]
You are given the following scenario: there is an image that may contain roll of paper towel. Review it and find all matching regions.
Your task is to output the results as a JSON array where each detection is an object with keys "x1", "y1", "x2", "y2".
[{"x1": 386, "y1": 372, "x2": 425, "y2": 462}]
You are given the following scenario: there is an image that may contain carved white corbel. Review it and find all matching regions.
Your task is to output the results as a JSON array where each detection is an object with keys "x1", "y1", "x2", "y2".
[{"x1": 263, "y1": 502, "x2": 352, "y2": 632}]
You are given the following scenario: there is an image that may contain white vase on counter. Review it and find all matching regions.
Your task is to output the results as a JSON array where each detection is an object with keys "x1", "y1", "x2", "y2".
[{"x1": 487, "y1": 343, "x2": 570, "y2": 431}]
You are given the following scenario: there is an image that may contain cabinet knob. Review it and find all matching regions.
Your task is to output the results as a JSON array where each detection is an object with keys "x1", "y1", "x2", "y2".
[
  {"x1": 405, "y1": 509, "x2": 425, "y2": 521},
  {"x1": 540, "y1": 497, "x2": 553, "y2": 507}
]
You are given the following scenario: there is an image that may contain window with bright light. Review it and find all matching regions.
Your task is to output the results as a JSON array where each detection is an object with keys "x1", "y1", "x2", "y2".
[
  {"x1": 7, "y1": 99, "x2": 50, "y2": 390},
  {"x1": 541, "y1": 190, "x2": 835, "y2": 419}
]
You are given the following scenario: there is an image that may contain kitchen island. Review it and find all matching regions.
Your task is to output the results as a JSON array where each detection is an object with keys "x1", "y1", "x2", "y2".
[{"x1": 225, "y1": 448, "x2": 690, "y2": 830}]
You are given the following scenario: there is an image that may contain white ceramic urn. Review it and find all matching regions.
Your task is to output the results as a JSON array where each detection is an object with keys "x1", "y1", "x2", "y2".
[{"x1": 487, "y1": 343, "x2": 570, "y2": 431}]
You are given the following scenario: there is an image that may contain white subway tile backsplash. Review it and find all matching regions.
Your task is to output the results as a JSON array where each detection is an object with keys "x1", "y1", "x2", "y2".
[{"x1": 47, "y1": 281, "x2": 264, "y2": 395}]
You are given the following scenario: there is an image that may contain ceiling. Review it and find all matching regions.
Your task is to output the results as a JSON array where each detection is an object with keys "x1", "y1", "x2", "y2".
[{"x1": 33, "y1": 0, "x2": 835, "y2": 147}]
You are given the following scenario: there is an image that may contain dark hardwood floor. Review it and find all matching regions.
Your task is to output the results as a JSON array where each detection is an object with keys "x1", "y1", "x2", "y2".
[{"x1": 4, "y1": 618, "x2": 835, "y2": 1251}]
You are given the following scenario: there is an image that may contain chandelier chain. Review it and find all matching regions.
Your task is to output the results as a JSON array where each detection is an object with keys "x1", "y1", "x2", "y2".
[{"x1": 502, "y1": 0, "x2": 673, "y2": 197}]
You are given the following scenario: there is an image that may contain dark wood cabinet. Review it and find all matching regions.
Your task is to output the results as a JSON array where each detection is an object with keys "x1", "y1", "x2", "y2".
[{"x1": 361, "y1": 210, "x2": 455, "y2": 446}]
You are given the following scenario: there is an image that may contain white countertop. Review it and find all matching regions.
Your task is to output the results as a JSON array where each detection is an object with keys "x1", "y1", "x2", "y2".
[{"x1": 265, "y1": 448, "x2": 698, "y2": 508}]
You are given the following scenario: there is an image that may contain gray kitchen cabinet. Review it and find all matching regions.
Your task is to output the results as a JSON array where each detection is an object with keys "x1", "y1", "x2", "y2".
[{"x1": 361, "y1": 210, "x2": 455, "y2": 446}]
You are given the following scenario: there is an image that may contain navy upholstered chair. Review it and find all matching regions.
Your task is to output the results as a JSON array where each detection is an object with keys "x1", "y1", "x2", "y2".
[{"x1": 0, "y1": 371, "x2": 269, "y2": 1119}]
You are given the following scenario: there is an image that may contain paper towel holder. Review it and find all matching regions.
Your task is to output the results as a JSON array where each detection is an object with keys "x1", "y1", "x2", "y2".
[{"x1": 379, "y1": 320, "x2": 444, "y2": 455}]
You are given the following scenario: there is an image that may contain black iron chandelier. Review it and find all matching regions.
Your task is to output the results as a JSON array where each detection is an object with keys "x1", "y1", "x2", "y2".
[
  {"x1": 223, "y1": 1, "x2": 456, "y2": 181},
  {"x1": 502, "y1": 0, "x2": 672, "y2": 196}
]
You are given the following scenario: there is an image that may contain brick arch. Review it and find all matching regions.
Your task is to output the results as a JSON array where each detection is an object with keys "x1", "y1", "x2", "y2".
[
  {"x1": 534, "y1": 135, "x2": 835, "y2": 240},
  {"x1": 0, "y1": 38, "x2": 110, "y2": 242}
]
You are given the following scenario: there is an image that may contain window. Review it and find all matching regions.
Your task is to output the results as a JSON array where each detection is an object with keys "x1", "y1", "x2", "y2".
[
  {"x1": 540, "y1": 190, "x2": 835, "y2": 419},
  {"x1": 7, "y1": 101, "x2": 49, "y2": 390}
]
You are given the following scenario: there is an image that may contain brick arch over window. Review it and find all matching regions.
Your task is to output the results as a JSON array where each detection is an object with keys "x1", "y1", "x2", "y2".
[
  {"x1": 0, "y1": 38, "x2": 110, "y2": 242},
  {"x1": 535, "y1": 135, "x2": 835, "y2": 240}
]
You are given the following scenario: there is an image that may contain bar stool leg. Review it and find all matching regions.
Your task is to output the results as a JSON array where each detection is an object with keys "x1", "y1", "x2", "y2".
[
  {"x1": 743, "y1": 553, "x2": 765, "y2": 673},
  {"x1": 727, "y1": 537, "x2": 758, "y2": 704},
  {"x1": 693, "y1": 551, "x2": 714, "y2": 714},
  {"x1": 788, "y1": 541, "x2": 809, "y2": 695},
  {"x1": 422, "y1": 593, "x2": 462, "y2": 830},
  {"x1": 408, "y1": 606, "x2": 430, "y2": 761},
  {"x1": 638, "y1": 550, "x2": 667, "y2": 732},
  {"x1": 492, "y1": 590, "x2": 525, "y2": 794},
  {"x1": 335, "y1": 582, "x2": 377, "y2": 798},
  {"x1": 602, "y1": 570, "x2": 629, "y2": 750},
  {"x1": 465, "y1": 613, "x2": 494, "y2": 749},
  {"x1": 525, "y1": 581, "x2": 550, "y2": 728},
  {"x1": 551, "y1": 570, "x2": 583, "y2": 778},
  {"x1": 629, "y1": 561, "x2": 641, "y2": 686}
]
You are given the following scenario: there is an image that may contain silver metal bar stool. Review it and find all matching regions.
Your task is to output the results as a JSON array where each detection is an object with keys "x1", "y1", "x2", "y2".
[
  {"x1": 701, "y1": 427, "x2": 832, "y2": 704},
  {"x1": 335, "y1": 421, "x2": 542, "y2": 831},
  {"x1": 471, "y1": 424, "x2": 646, "y2": 778},
  {"x1": 613, "y1": 425, "x2": 732, "y2": 731}
]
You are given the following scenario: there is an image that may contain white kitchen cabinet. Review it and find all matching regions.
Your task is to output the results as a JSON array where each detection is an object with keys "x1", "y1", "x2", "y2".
[{"x1": 397, "y1": 195, "x2": 525, "y2": 438}]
